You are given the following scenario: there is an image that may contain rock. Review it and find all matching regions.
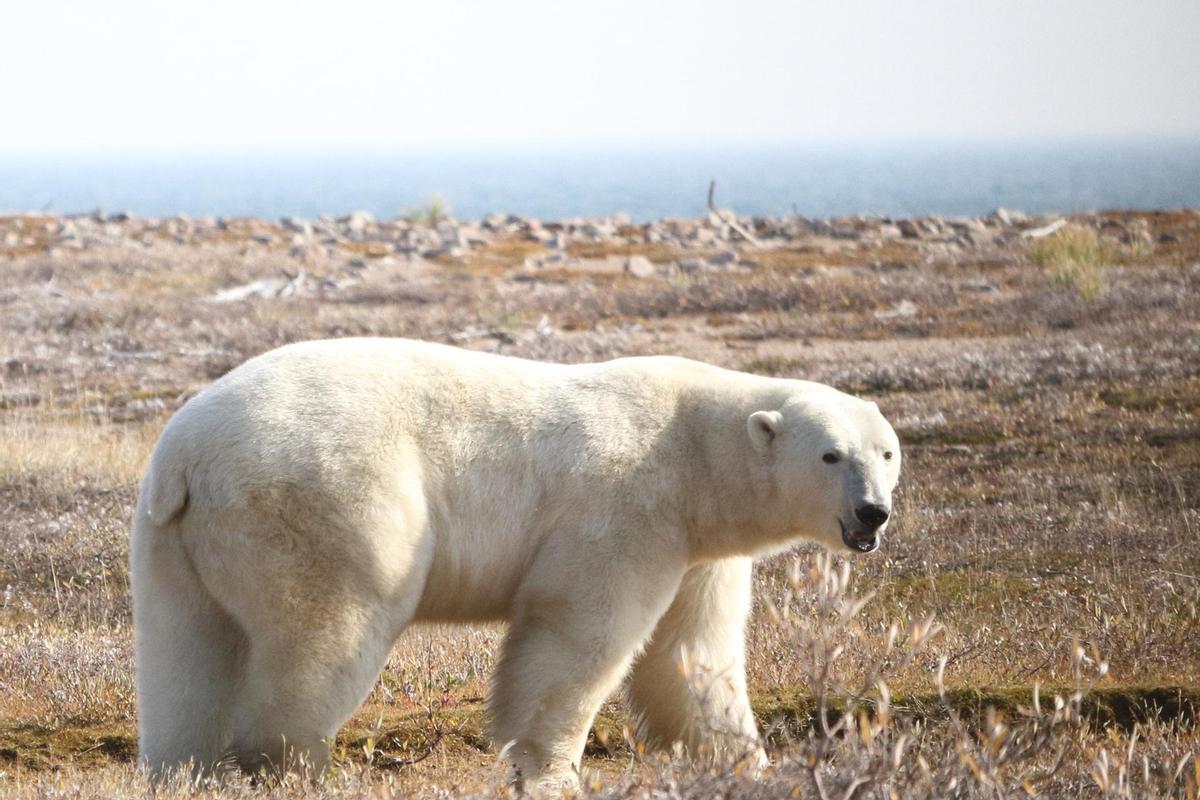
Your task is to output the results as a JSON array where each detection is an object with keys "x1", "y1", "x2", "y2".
[
  {"x1": 525, "y1": 220, "x2": 546, "y2": 240},
  {"x1": 424, "y1": 245, "x2": 467, "y2": 259},
  {"x1": 875, "y1": 300, "x2": 918, "y2": 319},
  {"x1": 624, "y1": 255, "x2": 656, "y2": 278},
  {"x1": 677, "y1": 257, "x2": 706, "y2": 274},
  {"x1": 344, "y1": 211, "x2": 374, "y2": 235},
  {"x1": 437, "y1": 223, "x2": 467, "y2": 249},
  {"x1": 878, "y1": 224, "x2": 903, "y2": 239},
  {"x1": 988, "y1": 208, "x2": 1027, "y2": 226},
  {"x1": 581, "y1": 222, "x2": 615, "y2": 239},
  {"x1": 462, "y1": 226, "x2": 491, "y2": 248},
  {"x1": 950, "y1": 218, "x2": 988, "y2": 234},
  {"x1": 706, "y1": 210, "x2": 733, "y2": 228},
  {"x1": 210, "y1": 272, "x2": 307, "y2": 303},
  {"x1": 708, "y1": 250, "x2": 739, "y2": 267},
  {"x1": 898, "y1": 219, "x2": 922, "y2": 239},
  {"x1": 55, "y1": 222, "x2": 82, "y2": 248}
]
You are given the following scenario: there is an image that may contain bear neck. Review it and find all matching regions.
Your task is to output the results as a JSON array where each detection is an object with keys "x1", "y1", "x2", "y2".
[{"x1": 675, "y1": 384, "x2": 798, "y2": 562}]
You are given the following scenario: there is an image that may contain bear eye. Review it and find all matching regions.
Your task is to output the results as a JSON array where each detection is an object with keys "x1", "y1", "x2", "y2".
[
  {"x1": 822, "y1": 452, "x2": 839, "y2": 464},
  {"x1": 883, "y1": 450, "x2": 894, "y2": 461}
]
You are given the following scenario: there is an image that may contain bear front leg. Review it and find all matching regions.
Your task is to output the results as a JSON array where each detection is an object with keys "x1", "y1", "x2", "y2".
[
  {"x1": 626, "y1": 557, "x2": 766, "y2": 768},
  {"x1": 489, "y1": 541, "x2": 685, "y2": 792}
]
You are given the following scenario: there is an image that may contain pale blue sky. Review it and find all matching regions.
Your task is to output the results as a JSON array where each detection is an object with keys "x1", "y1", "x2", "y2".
[{"x1": 3, "y1": 0, "x2": 1198, "y2": 155}]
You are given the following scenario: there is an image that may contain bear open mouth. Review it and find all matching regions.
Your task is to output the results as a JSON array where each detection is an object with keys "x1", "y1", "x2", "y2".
[{"x1": 839, "y1": 519, "x2": 880, "y2": 553}]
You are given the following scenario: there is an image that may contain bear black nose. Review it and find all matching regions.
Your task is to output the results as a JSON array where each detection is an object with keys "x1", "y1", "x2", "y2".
[{"x1": 855, "y1": 503, "x2": 890, "y2": 529}]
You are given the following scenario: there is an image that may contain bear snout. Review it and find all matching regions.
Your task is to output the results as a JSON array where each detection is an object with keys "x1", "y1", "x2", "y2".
[{"x1": 854, "y1": 503, "x2": 890, "y2": 531}]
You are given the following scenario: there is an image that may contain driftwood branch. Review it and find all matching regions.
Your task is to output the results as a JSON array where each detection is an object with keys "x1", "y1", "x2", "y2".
[
  {"x1": 1021, "y1": 218, "x2": 1068, "y2": 239},
  {"x1": 707, "y1": 179, "x2": 762, "y2": 248}
]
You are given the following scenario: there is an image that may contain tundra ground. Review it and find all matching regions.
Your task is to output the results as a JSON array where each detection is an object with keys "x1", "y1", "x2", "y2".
[{"x1": 1, "y1": 209, "x2": 1198, "y2": 797}]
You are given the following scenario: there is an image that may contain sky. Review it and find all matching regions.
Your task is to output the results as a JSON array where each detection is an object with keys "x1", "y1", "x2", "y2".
[{"x1": 2, "y1": 0, "x2": 1198, "y2": 155}]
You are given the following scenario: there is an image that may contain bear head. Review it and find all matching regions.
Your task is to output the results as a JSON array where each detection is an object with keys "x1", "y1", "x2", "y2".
[{"x1": 747, "y1": 393, "x2": 901, "y2": 554}]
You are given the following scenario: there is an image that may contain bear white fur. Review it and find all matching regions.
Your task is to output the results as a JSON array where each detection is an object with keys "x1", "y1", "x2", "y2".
[{"x1": 131, "y1": 337, "x2": 901, "y2": 789}]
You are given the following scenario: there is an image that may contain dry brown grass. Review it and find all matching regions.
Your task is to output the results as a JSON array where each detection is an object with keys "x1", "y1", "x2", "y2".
[
  {"x1": 0, "y1": 421, "x2": 155, "y2": 490},
  {"x1": 1, "y1": 211, "x2": 1198, "y2": 796}
]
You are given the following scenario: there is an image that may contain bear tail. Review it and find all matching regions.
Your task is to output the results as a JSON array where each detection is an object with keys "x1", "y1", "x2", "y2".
[{"x1": 138, "y1": 433, "x2": 190, "y2": 527}]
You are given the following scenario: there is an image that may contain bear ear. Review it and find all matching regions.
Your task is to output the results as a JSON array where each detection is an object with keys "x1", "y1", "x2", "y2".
[{"x1": 747, "y1": 410, "x2": 783, "y2": 454}]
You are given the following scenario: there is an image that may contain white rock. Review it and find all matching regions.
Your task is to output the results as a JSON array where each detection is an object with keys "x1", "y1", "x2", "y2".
[
  {"x1": 581, "y1": 222, "x2": 614, "y2": 239},
  {"x1": 875, "y1": 300, "x2": 918, "y2": 319},
  {"x1": 344, "y1": 211, "x2": 374, "y2": 234},
  {"x1": 989, "y1": 208, "x2": 1027, "y2": 226},
  {"x1": 624, "y1": 255, "x2": 656, "y2": 278}
]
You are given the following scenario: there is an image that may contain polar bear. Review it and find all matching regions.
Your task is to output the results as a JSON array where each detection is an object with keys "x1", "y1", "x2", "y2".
[{"x1": 131, "y1": 337, "x2": 900, "y2": 789}]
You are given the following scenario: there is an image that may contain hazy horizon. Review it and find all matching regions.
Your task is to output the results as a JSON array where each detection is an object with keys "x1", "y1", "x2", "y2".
[
  {"x1": 4, "y1": 133, "x2": 1200, "y2": 161},
  {"x1": 4, "y1": 138, "x2": 1198, "y2": 220}
]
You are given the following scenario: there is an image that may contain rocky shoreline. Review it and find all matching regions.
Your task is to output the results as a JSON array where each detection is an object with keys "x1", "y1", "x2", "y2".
[
  {"x1": 5, "y1": 206, "x2": 1189, "y2": 303},
  {"x1": 4, "y1": 207, "x2": 1161, "y2": 259}
]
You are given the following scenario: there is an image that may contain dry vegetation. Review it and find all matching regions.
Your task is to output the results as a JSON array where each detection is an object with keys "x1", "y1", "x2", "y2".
[{"x1": 1, "y1": 209, "x2": 1198, "y2": 797}]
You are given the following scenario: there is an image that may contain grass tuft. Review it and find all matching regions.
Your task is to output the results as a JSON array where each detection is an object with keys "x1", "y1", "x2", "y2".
[{"x1": 1028, "y1": 225, "x2": 1116, "y2": 300}]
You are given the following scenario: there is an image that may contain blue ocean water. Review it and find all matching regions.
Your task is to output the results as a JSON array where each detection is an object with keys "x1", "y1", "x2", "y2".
[{"x1": 1, "y1": 140, "x2": 1198, "y2": 221}]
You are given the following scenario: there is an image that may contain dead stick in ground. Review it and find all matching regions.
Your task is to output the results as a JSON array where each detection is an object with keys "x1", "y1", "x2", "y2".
[{"x1": 707, "y1": 179, "x2": 763, "y2": 248}]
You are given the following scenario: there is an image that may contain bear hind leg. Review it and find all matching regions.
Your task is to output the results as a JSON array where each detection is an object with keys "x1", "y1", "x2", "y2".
[
  {"x1": 133, "y1": 525, "x2": 248, "y2": 781},
  {"x1": 226, "y1": 601, "x2": 413, "y2": 777}
]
